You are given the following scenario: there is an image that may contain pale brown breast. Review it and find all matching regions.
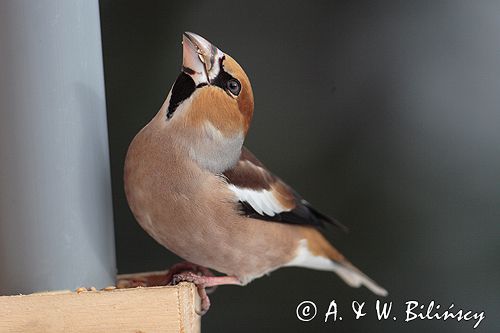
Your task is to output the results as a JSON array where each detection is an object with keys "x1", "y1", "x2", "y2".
[{"x1": 124, "y1": 118, "x2": 304, "y2": 283}]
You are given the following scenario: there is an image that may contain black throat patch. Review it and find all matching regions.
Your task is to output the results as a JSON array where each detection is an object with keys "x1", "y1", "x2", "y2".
[{"x1": 166, "y1": 72, "x2": 196, "y2": 119}]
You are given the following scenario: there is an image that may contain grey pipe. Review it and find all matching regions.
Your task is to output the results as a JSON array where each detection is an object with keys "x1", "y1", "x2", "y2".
[{"x1": 0, "y1": 0, "x2": 116, "y2": 294}]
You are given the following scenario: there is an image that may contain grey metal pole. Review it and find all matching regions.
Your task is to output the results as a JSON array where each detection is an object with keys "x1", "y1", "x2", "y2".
[{"x1": 0, "y1": 0, "x2": 116, "y2": 294}]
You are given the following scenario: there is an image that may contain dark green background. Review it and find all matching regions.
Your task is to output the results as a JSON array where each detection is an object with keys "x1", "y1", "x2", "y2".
[{"x1": 99, "y1": 1, "x2": 499, "y2": 332}]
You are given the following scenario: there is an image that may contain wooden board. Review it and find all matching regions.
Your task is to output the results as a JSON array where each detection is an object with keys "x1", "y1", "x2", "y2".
[{"x1": 0, "y1": 283, "x2": 200, "y2": 333}]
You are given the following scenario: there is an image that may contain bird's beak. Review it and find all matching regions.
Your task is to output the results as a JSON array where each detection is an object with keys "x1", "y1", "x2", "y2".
[{"x1": 182, "y1": 32, "x2": 223, "y2": 83}]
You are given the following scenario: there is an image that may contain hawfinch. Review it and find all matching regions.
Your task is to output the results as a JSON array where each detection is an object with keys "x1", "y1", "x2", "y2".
[{"x1": 124, "y1": 32, "x2": 387, "y2": 313}]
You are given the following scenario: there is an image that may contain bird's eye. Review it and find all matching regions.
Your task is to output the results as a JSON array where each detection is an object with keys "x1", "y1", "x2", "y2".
[{"x1": 226, "y1": 79, "x2": 241, "y2": 96}]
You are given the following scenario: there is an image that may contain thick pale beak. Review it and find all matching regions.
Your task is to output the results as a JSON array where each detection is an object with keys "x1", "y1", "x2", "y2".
[{"x1": 182, "y1": 32, "x2": 223, "y2": 83}]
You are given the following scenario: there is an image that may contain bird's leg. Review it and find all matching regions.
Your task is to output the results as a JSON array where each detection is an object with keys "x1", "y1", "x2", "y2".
[
  {"x1": 163, "y1": 261, "x2": 214, "y2": 284},
  {"x1": 116, "y1": 261, "x2": 214, "y2": 288},
  {"x1": 171, "y1": 272, "x2": 242, "y2": 315},
  {"x1": 163, "y1": 262, "x2": 219, "y2": 294}
]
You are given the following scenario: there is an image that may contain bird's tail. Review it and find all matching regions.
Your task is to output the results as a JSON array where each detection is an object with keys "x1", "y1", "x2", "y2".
[
  {"x1": 289, "y1": 228, "x2": 388, "y2": 296},
  {"x1": 327, "y1": 259, "x2": 388, "y2": 296}
]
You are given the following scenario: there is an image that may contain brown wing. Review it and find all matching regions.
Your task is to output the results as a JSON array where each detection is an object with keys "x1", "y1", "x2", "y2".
[{"x1": 223, "y1": 147, "x2": 347, "y2": 230}]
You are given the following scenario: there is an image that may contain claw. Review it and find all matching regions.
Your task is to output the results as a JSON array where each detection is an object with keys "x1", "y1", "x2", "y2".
[{"x1": 171, "y1": 271, "x2": 212, "y2": 314}]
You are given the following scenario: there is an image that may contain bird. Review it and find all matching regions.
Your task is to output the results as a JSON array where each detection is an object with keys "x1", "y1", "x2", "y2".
[{"x1": 124, "y1": 32, "x2": 387, "y2": 314}]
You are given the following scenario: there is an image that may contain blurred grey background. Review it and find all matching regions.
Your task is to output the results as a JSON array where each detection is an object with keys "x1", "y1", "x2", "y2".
[{"x1": 99, "y1": 1, "x2": 500, "y2": 332}]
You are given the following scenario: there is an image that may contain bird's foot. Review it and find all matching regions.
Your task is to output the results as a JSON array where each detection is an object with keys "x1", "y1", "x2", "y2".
[
  {"x1": 172, "y1": 272, "x2": 212, "y2": 315},
  {"x1": 164, "y1": 261, "x2": 213, "y2": 283},
  {"x1": 171, "y1": 272, "x2": 242, "y2": 315},
  {"x1": 116, "y1": 262, "x2": 214, "y2": 289}
]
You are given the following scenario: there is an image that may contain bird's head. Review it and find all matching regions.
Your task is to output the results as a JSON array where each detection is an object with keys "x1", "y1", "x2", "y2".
[{"x1": 160, "y1": 32, "x2": 254, "y2": 173}]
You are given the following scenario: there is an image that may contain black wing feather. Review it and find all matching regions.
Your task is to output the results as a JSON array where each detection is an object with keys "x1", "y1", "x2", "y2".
[{"x1": 223, "y1": 147, "x2": 347, "y2": 232}]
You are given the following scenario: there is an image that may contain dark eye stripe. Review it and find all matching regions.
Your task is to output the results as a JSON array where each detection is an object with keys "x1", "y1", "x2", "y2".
[
  {"x1": 210, "y1": 57, "x2": 239, "y2": 95},
  {"x1": 211, "y1": 70, "x2": 234, "y2": 89},
  {"x1": 167, "y1": 72, "x2": 196, "y2": 119}
]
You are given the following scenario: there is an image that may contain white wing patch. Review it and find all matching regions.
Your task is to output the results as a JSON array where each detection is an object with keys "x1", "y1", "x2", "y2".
[{"x1": 227, "y1": 184, "x2": 290, "y2": 217}]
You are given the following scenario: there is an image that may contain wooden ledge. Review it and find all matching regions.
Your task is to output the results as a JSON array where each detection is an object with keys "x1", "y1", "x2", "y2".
[{"x1": 0, "y1": 283, "x2": 201, "y2": 333}]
